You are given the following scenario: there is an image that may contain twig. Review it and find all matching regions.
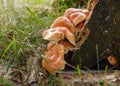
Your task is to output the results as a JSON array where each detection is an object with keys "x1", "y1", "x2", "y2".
[
  {"x1": 66, "y1": 62, "x2": 87, "y2": 74},
  {"x1": 109, "y1": 63, "x2": 120, "y2": 70}
]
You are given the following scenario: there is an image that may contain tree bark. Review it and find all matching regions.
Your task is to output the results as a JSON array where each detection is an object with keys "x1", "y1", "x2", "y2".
[{"x1": 66, "y1": 0, "x2": 120, "y2": 70}]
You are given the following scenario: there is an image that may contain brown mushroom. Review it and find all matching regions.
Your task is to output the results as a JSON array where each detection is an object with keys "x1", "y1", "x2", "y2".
[
  {"x1": 70, "y1": 12, "x2": 86, "y2": 26},
  {"x1": 42, "y1": 8, "x2": 91, "y2": 74},
  {"x1": 76, "y1": 23, "x2": 84, "y2": 32},
  {"x1": 64, "y1": 8, "x2": 82, "y2": 19},
  {"x1": 42, "y1": 29, "x2": 64, "y2": 42},
  {"x1": 82, "y1": 9, "x2": 90, "y2": 16},
  {"x1": 43, "y1": 27, "x2": 75, "y2": 45},
  {"x1": 50, "y1": 16, "x2": 75, "y2": 34},
  {"x1": 44, "y1": 41, "x2": 57, "y2": 55},
  {"x1": 64, "y1": 8, "x2": 89, "y2": 19},
  {"x1": 53, "y1": 27, "x2": 76, "y2": 45},
  {"x1": 107, "y1": 56, "x2": 118, "y2": 65},
  {"x1": 60, "y1": 40, "x2": 75, "y2": 53},
  {"x1": 46, "y1": 41, "x2": 56, "y2": 51},
  {"x1": 42, "y1": 43, "x2": 66, "y2": 74}
]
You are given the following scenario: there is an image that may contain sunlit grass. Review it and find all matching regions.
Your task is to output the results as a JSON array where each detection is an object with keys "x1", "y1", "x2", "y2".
[
  {"x1": 0, "y1": 3, "x2": 55, "y2": 85},
  {"x1": 0, "y1": 0, "x2": 91, "y2": 85},
  {"x1": 0, "y1": 76, "x2": 16, "y2": 86},
  {"x1": 0, "y1": 2, "x2": 74, "y2": 79},
  {"x1": 0, "y1": 0, "x2": 76, "y2": 58},
  {"x1": 0, "y1": 0, "x2": 54, "y2": 66}
]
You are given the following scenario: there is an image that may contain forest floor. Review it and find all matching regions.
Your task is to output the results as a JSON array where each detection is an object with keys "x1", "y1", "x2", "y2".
[{"x1": 56, "y1": 71, "x2": 120, "y2": 86}]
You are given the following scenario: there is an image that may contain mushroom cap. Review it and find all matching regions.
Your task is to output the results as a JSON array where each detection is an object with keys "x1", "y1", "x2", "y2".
[
  {"x1": 64, "y1": 8, "x2": 82, "y2": 19},
  {"x1": 44, "y1": 41, "x2": 57, "y2": 55},
  {"x1": 53, "y1": 27, "x2": 76, "y2": 45},
  {"x1": 60, "y1": 40, "x2": 75, "y2": 53},
  {"x1": 76, "y1": 23, "x2": 84, "y2": 32},
  {"x1": 50, "y1": 16, "x2": 75, "y2": 34},
  {"x1": 81, "y1": 9, "x2": 90, "y2": 17},
  {"x1": 43, "y1": 27, "x2": 75, "y2": 45},
  {"x1": 107, "y1": 56, "x2": 118, "y2": 65},
  {"x1": 42, "y1": 43, "x2": 66, "y2": 74},
  {"x1": 46, "y1": 41, "x2": 56, "y2": 51},
  {"x1": 64, "y1": 8, "x2": 89, "y2": 17},
  {"x1": 42, "y1": 29, "x2": 64, "y2": 41},
  {"x1": 70, "y1": 12, "x2": 86, "y2": 26}
]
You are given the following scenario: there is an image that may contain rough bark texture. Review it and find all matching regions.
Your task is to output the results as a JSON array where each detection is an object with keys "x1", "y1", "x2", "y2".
[{"x1": 67, "y1": 0, "x2": 120, "y2": 70}]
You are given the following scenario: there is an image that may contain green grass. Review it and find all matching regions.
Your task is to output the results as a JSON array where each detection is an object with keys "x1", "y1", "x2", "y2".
[
  {"x1": 0, "y1": 1, "x2": 52, "y2": 56},
  {"x1": 0, "y1": 0, "x2": 73, "y2": 85},
  {"x1": 0, "y1": 0, "x2": 92, "y2": 85},
  {"x1": 0, "y1": 76, "x2": 17, "y2": 86},
  {"x1": 0, "y1": 0, "x2": 79, "y2": 66}
]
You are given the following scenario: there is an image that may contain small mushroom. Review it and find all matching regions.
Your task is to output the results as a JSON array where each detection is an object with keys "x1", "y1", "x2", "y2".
[
  {"x1": 70, "y1": 12, "x2": 86, "y2": 26},
  {"x1": 64, "y1": 8, "x2": 89, "y2": 19},
  {"x1": 50, "y1": 16, "x2": 75, "y2": 34},
  {"x1": 53, "y1": 27, "x2": 76, "y2": 45},
  {"x1": 81, "y1": 9, "x2": 90, "y2": 17},
  {"x1": 64, "y1": 8, "x2": 82, "y2": 19},
  {"x1": 76, "y1": 23, "x2": 84, "y2": 32},
  {"x1": 43, "y1": 27, "x2": 75, "y2": 45},
  {"x1": 60, "y1": 40, "x2": 75, "y2": 53},
  {"x1": 44, "y1": 41, "x2": 57, "y2": 55},
  {"x1": 42, "y1": 43, "x2": 66, "y2": 74},
  {"x1": 46, "y1": 41, "x2": 56, "y2": 51},
  {"x1": 42, "y1": 29, "x2": 64, "y2": 42},
  {"x1": 107, "y1": 56, "x2": 118, "y2": 65}
]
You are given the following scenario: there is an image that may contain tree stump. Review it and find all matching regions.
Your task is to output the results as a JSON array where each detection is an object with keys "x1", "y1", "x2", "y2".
[{"x1": 66, "y1": 0, "x2": 120, "y2": 70}]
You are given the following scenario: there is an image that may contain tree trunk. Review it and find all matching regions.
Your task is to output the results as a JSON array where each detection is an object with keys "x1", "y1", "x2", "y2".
[{"x1": 66, "y1": 0, "x2": 120, "y2": 70}]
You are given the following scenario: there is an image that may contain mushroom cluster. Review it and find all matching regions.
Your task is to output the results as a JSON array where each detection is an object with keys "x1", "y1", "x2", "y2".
[{"x1": 42, "y1": 8, "x2": 90, "y2": 74}]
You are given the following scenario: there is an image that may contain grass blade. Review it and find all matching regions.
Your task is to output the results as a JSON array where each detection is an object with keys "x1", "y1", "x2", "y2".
[
  {"x1": 13, "y1": 35, "x2": 17, "y2": 52},
  {"x1": 1, "y1": 42, "x2": 13, "y2": 58},
  {"x1": 96, "y1": 45, "x2": 99, "y2": 72},
  {"x1": 25, "y1": 6, "x2": 45, "y2": 28},
  {"x1": 77, "y1": 65, "x2": 82, "y2": 80}
]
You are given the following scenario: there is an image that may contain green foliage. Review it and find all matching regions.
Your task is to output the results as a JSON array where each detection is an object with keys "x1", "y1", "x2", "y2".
[
  {"x1": 0, "y1": 0, "x2": 90, "y2": 85},
  {"x1": 0, "y1": 0, "x2": 85, "y2": 68},
  {"x1": 0, "y1": 76, "x2": 16, "y2": 86},
  {"x1": 0, "y1": 1, "x2": 54, "y2": 68},
  {"x1": 48, "y1": 75, "x2": 58, "y2": 86}
]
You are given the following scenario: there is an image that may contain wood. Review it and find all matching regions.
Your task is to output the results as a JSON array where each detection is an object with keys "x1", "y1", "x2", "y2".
[
  {"x1": 66, "y1": 0, "x2": 120, "y2": 70},
  {"x1": 56, "y1": 71, "x2": 120, "y2": 86}
]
